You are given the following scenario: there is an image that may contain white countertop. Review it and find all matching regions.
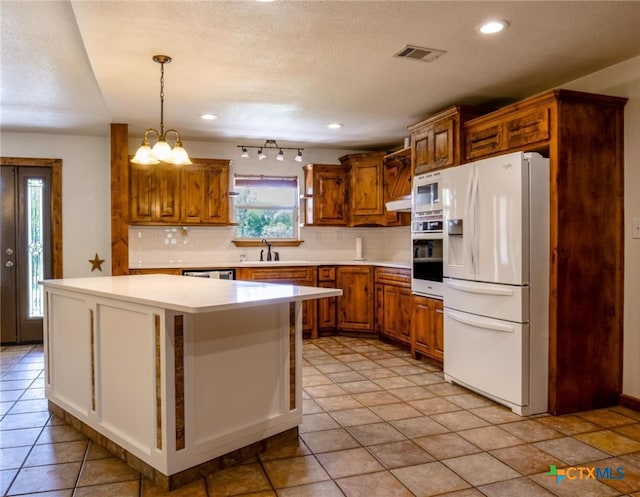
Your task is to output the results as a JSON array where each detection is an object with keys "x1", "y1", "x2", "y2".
[
  {"x1": 131, "y1": 260, "x2": 411, "y2": 270},
  {"x1": 41, "y1": 275, "x2": 342, "y2": 314}
]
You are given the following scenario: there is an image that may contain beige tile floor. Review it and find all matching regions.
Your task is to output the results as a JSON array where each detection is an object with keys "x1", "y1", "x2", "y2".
[{"x1": 1, "y1": 337, "x2": 639, "y2": 496}]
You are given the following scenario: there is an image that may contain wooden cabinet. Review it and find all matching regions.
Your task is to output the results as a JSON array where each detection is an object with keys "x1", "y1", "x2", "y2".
[
  {"x1": 465, "y1": 103, "x2": 551, "y2": 160},
  {"x1": 302, "y1": 164, "x2": 350, "y2": 226},
  {"x1": 235, "y1": 266, "x2": 318, "y2": 337},
  {"x1": 411, "y1": 295, "x2": 443, "y2": 362},
  {"x1": 374, "y1": 267, "x2": 412, "y2": 345},
  {"x1": 317, "y1": 266, "x2": 338, "y2": 332},
  {"x1": 130, "y1": 159, "x2": 230, "y2": 225},
  {"x1": 339, "y1": 152, "x2": 387, "y2": 226},
  {"x1": 336, "y1": 266, "x2": 374, "y2": 332},
  {"x1": 408, "y1": 106, "x2": 483, "y2": 175},
  {"x1": 130, "y1": 162, "x2": 182, "y2": 223},
  {"x1": 382, "y1": 148, "x2": 411, "y2": 227},
  {"x1": 181, "y1": 159, "x2": 229, "y2": 224},
  {"x1": 461, "y1": 89, "x2": 627, "y2": 414}
]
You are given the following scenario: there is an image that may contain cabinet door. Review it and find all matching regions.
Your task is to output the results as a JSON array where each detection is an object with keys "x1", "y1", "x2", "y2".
[
  {"x1": 432, "y1": 300, "x2": 444, "y2": 361},
  {"x1": 383, "y1": 159, "x2": 411, "y2": 227},
  {"x1": 181, "y1": 164, "x2": 205, "y2": 223},
  {"x1": 382, "y1": 285, "x2": 400, "y2": 339},
  {"x1": 412, "y1": 125, "x2": 433, "y2": 175},
  {"x1": 351, "y1": 161, "x2": 383, "y2": 217},
  {"x1": 398, "y1": 288, "x2": 413, "y2": 344},
  {"x1": 318, "y1": 281, "x2": 337, "y2": 331},
  {"x1": 154, "y1": 163, "x2": 181, "y2": 223},
  {"x1": 315, "y1": 168, "x2": 349, "y2": 225},
  {"x1": 130, "y1": 163, "x2": 155, "y2": 223},
  {"x1": 202, "y1": 164, "x2": 229, "y2": 224},
  {"x1": 432, "y1": 117, "x2": 456, "y2": 169},
  {"x1": 337, "y1": 266, "x2": 374, "y2": 332}
]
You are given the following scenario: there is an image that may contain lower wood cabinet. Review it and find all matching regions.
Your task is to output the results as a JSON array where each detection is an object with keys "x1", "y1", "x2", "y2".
[
  {"x1": 411, "y1": 295, "x2": 444, "y2": 362},
  {"x1": 235, "y1": 266, "x2": 318, "y2": 337},
  {"x1": 336, "y1": 266, "x2": 374, "y2": 332},
  {"x1": 374, "y1": 267, "x2": 412, "y2": 345}
]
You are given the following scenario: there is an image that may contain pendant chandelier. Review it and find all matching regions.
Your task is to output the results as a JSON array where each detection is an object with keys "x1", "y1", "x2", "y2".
[{"x1": 131, "y1": 55, "x2": 192, "y2": 165}]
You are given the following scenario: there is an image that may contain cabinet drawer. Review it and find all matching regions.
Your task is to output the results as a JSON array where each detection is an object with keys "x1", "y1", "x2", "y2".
[
  {"x1": 237, "y1": 266, "x2": 317, "y2": 285},
  {"x1": 374, "y1": 267, "x2": 411, "y2": 287},
  {"x1": 318, "y1": 266, "x2": 336, "y2": 282},
  {"x1": 504, "y1": 107, "x2": 550, "y2": 150}
]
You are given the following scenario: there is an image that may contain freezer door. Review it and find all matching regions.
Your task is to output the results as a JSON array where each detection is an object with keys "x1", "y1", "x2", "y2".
[
  {"x1": 442, "y1": 163, "x2": 475, "y2": 280},
  {"x1": 473, "y1": 152, "x2": 529, "y2": 285},
  {"x1": 444, "y1": 308, "x2": 529, "y2": 408},
  {"x1": 443, "y1": 278, "x2": 529, "y2": 323}
]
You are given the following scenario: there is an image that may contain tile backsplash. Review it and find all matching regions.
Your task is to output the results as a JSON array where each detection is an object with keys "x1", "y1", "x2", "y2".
[{"x1": 129, "y1": 225, "x2": 411, "y2": 267}]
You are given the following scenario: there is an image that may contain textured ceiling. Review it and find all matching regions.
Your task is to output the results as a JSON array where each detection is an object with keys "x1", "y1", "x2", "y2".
[{"x1": 1, "y1": 1, "x2": 639, "y2": 150}]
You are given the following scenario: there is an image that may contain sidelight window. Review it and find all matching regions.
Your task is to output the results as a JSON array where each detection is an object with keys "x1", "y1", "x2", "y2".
[{"x1": 27, "y1": 177, "x2": 44, "y2": 318}]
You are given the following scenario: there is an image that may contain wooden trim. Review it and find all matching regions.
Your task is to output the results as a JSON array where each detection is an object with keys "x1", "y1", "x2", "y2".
[
  {"x1": 289, "y1": 302, "x2": 296, "y2": 411},
  {"x1": 0, "y1": 157, "x2": 63, "y2": 278},
  {"x1": 620, "y1": 394, "x2": 640, "y2": 412},
  {"x1": 154, "y1": 315, "x2": 162, "y2": 450},
  {"x1": 174, "y1": 315, "x2": 185, "y2": 451},
  {"x1": 90, "y1": 309, "x2": 96, "y2": 411},
  {"x1": 110, "y1": 124, "x2": 130, "y2": 275}
]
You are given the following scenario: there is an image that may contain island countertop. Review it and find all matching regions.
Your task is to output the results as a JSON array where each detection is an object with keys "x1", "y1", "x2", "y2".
[{"x1": 41, "y1": 274, "x2": 342, "y2": 314}]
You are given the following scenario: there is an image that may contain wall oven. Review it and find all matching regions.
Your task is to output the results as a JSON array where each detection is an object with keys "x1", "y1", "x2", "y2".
[{"x1": 411, "y1": 212, "x2": 443, "y2": 298}]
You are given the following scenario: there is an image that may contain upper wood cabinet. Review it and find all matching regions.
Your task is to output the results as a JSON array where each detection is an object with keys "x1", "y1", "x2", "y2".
[
  {"x1": 130, "y1": 162, "x2": 182, "y2": 224},
  {"x1": 382, "y1": 148, "x2": 411, "y2": 227},
  {"x1": 339, "y1": 152, "x2": 386, "y2": 226},
  {"x1": 408, "y1": 105, "x2": 484, "y2": 174},
  {"x1": 181, "y1": 159, "x2": 229, "y2": 225},
  {"x1": 130, "y1": 159, "x2": 230, "y2": 225},
  {"x1": 464, "y1": 102, "x2": 551, "y2": 160},
  {"x1": 302, "y1": 164, "x2": 350, "y2": 226}
]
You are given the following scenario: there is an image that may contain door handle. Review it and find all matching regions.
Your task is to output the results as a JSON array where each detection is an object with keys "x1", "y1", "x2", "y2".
[{"x1": 5, "y1": 261, "x2": 14, "y2": 268}]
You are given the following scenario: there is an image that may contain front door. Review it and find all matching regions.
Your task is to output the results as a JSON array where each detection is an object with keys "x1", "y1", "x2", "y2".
[{"x1": 1, "y1": 165, "x2": 53, "y2": 343}]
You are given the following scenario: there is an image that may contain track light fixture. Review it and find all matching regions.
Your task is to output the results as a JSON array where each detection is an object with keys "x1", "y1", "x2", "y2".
[
  {"x1": 132, "y1": 55, "x2": 192, "y2": 165},
  {"x1": 237, "y1": 140, "x2": 304, "y2": 162}
]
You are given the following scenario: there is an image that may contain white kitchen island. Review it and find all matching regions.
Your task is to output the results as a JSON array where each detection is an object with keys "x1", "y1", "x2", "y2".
[{"x1": 41, "y1": 274, "x2": 341, "y2": 490}]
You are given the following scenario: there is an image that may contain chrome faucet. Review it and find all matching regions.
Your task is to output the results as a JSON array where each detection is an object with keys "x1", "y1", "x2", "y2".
[{"x1": 261, "y1": 239, "x2": 272, "y2": 261}]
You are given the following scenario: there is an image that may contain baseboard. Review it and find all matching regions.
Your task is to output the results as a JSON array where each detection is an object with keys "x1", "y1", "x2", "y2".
[{"x1": 620, "y1": 393, "x2": 640, "y2": 412}]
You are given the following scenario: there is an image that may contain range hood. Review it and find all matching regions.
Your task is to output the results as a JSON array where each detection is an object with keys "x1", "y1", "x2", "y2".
[{"x1": 385, "y1": 195, "x2": 412, "y2": 212}]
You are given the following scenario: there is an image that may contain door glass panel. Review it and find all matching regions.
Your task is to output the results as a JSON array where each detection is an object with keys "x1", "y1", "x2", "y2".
[{"x1": 27, "y1": 177, "x2": 44, "y2": 318}]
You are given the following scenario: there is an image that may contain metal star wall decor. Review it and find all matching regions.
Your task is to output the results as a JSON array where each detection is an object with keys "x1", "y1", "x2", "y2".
[{"x1": 89, "y1": 253, "x2": 105, "y2": 272}]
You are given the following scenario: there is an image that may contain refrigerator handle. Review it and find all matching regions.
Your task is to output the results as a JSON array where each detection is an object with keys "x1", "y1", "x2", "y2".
[
  {"x1": 444, "y1": 279, "x2": 516, "y2": 296},
  {"x1": 465, "y1": 168, "x2": 475, "y2": 274},
  {"x1": 446, "y1": 309, "x2": 515, "y2": 334},
  {"x1": 469, "y1": 167, "x2": 480, "y2": 273}
]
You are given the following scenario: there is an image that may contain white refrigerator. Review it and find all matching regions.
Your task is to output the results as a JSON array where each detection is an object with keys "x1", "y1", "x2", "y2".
[{"x1": 442, "y1": 151, "x2": 549, "y2": 415}]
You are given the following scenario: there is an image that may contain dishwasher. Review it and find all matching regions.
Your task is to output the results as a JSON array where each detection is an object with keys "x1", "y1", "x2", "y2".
[{"x1": 182, "y1": 269, "x2": 235, "y2": 280}]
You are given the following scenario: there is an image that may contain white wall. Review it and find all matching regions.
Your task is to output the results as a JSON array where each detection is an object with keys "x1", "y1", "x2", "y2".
[
  {"x1": 556, "y1": 56, "x2": 640, "y2": 401},
  {"x1": 1, "y1": 132, "x2": 111, "y2": 277}
]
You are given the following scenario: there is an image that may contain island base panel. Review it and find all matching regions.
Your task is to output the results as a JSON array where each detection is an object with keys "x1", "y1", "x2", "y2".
[{"x1": 48, "y1": 400, "x2": 298, "y2": 491}]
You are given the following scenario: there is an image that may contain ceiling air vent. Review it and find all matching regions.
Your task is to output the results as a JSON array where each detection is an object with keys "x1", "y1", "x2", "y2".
[{"x1": 394, "y1": 45, "x2": 446, "y2": 62}]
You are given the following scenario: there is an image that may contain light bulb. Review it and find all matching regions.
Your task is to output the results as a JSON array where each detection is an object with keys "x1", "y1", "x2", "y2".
[
  {"x1": 132, "y1": 144, "x2": 160, "y2": 165},
  {"x1": 295, "y1": 150, "x2": 303, "y2": 162},
  {"x1": 258, "y1": 149, "x2": 266, "y2": 160},
  {"x1": 241, "y1": 147, "x2": 249, "y2": 158},
  {"x1": 152, "y1": 139, "x2": 173, "y2": 162},
  {"x1": 276, "y1": 149, "x2": 284, "y2": 161}
]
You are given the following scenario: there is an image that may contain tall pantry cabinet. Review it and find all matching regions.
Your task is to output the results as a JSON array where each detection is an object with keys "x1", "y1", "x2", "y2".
[{"x1": 460, "y1": 90, "x2": 627, "y2": 415}]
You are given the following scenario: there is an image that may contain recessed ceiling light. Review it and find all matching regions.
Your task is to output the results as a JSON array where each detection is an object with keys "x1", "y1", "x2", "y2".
[
  {"x1": 479, "y1": 20, "x2": 509, "y2": 34},
  {"x1": 327, "y1": 123, "x2": 343, "y2": 129},
  {"x1": 200, "y1": 113, "x2": 218, "y2": 120}
]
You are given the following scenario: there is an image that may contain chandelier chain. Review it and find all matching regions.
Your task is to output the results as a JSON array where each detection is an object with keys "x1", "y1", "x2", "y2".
[{"x1": 159, "y1": 61, "x2": 165, "y2": 137}]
